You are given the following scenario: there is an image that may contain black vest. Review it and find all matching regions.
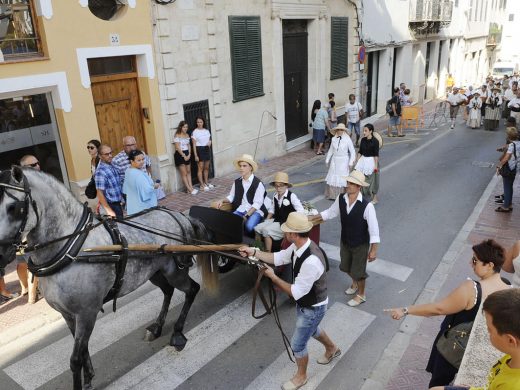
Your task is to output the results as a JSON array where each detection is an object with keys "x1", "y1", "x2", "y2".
[
  {"x1": 292, "y1": 241, "x2": 328, "y2": 307},
  {"x1": 339, "y1": 195, "x2": 370, "y2": 247},
  {"x1": 273, "y1": 191, "x2": 296, "y2": 223},
  {"x1": 231, "y1": 175, "x2": 268, "y2": 216}
]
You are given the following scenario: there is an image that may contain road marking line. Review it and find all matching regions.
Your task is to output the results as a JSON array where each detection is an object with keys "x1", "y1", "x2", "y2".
[
  {"x1": 3, "y1": 271, "x2": 203, "y2": 390},
  {"x1": 244, "y1": 302, "x2": 375, "y2": 390},
  {"x1": 107, "y1": 292, "x2": 272, "y2": 389},
  {"x1": 320, "y1": 242, "x2": 413, "y2": 282}
]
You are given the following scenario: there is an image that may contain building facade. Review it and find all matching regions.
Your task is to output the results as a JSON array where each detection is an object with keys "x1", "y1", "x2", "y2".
[
  {"x1": 151, "y1": 0, "x2": 358, "y2": 185},
  {"x1": 0, "y1": 1, "x2": 166, "y2": 197}
]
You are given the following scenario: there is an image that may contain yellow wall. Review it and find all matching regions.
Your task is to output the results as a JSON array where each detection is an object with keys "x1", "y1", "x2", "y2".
[{"x1": 0, "y1": 2, "x2": 165, "y2": 183}]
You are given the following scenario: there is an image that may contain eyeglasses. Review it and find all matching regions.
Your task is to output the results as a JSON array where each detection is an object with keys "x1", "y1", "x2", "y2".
[
  {"x1": 28, "y1": 162, "x2": 40, "y2": 167},
  {"x1": 124, "y1": 143, "x2": 137, "y2": 147},
  {"x1": 101, "y1": 151, "x2": 112, "y2": 156},
  {"x1": 87, "y1": 145, "x2": 96, "y2": 150}
]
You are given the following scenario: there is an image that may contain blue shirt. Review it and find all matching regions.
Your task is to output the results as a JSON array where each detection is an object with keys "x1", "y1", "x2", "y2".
[
  {"x1": 313, "y1": 108, "x2": 328, "y2": 130},
  {"x1": 112, "y1": 150, "x2": 151, "y2": 185},
  {"x1": 94, "y1": 161, "x2": 123, "y2": 203},
  {"x1": 122, "y1": 168, "x2": 157, "y2": 215}
]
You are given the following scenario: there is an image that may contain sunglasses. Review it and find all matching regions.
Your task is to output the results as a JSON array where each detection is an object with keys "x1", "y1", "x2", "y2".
[
  {"x1": 28, "y1": 162, "x2": 40, "y2": 167},
  {"x1": 87, "y1": 145, "x2": 96, "y2": 150}
]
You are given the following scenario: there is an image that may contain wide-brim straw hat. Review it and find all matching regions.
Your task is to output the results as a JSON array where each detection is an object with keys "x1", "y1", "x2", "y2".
[
  {"x1": 270, "y1": 171, "x2": 292, "y2": 187},
  {"x1": 492, "y1": 86, "x2": 501, "y2": 91},
  {"x1": 373, "y1": 131, "x2": 384, "y2": 149},
  {"x1": 233, "y1": 154, "x2": 258, "y2": 172},
  {"x1": 281, "y1": 212, "x2": 314, "y2": 233},
  {"x1": 330, "y1": 123, "x2": 347, "y2": 135},
  {"x1": 344, "y1": 170, "x2": 369, "y2": 187}
]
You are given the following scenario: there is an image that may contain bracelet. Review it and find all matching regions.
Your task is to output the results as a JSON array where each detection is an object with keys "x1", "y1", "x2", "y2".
[
  {"x1": 253, "y1": 248, "x2": 257, "y2": 257},
  {"x1": 403, "y1": 307, "x2": 409, "y2": 316}
]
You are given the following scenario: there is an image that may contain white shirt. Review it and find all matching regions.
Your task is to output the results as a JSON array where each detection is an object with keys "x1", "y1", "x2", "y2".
[
  {"x1": 191, "y1": 128, "x2": 211, "y2": 146},
  {"x1": 345, "y1": 102, "x2": 363, "y2": 123},
  {"x1": 267, "y1": 190, "x2": 304, "y2": 215},
  {"x1": 320, "y1": 192, "x2": 380, "y2": 244},
  {"x1": 464, "y1": 89, "x2": 474, "y2": 98},
  {"x1": 447, "y1": 93, "x2": 466, "y2": 106},
  {"x1": 504, "y1": 89, "x2": 516, "y2": 101},
  {"x1": 510, "y1": 77, "x2": 519, "y2": 88},
  {"x1": 508, "y1": 97, "x2": 520, "y2": 109},
  {"x1": 507, "y1": 141, "x2": 520, "y2": 169},
  {"x1": 226, "y1": 174, "x2": 266, "y2": 215},
  {"x1": 487, "y1": 92, "x2": 503, "y2": 106},
  {"x1": 274, "y1": 239, "x2": 327, "y2": 306},
  {"x1": 476, "y1": 89, "x2": 491, "y2": 99}
]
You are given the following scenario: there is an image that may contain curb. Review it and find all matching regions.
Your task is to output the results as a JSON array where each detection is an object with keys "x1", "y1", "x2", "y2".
[{"x1": 360, "y1": 174, "x2": 500, "y2": 390}]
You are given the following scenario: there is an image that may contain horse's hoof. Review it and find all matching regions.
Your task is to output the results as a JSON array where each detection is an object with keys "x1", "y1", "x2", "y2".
[
  {"x1": 144, "y1": 324, "x2": 162, "y2": 341},
  {"x1": 169, "y1": 332, "x2": 187, "y2": 351},
  {"x1": 83, "y1": 384, "x2": 94, "y2": 390}
]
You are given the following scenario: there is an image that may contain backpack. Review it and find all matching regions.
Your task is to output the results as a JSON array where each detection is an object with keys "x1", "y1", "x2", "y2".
[{"x1": 386, "y1": 99, "x2": 393, "y2": 115}]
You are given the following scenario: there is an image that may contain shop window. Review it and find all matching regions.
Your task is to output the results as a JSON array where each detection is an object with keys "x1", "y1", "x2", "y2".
[
  {"x1": 228, "y1": 16, "x2": 264, "y2": 102},
  {"x1": 331, "y1": 17, "x2": 349, "y2": 80},
  {"x1": 0, "y1": 0, "x2": 43, "y2": 61}
]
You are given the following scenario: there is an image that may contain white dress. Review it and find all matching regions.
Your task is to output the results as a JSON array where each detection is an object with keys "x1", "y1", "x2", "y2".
[
  {"x1": 325, "y1": 135, "x2": 355, "y2": 198},
  {"x1": 466, "y1": 98, "x2": 482, "y2": 128}
]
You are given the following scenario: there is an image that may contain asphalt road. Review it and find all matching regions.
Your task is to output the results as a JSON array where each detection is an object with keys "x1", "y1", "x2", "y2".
[{"x1": 0, "y1": 119, "x2": 505, "y2": 390}]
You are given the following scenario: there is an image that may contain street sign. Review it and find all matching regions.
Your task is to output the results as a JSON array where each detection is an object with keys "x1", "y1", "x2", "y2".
[{"x1": 358, "y1": 45, "x2": 366, "y2": 64}]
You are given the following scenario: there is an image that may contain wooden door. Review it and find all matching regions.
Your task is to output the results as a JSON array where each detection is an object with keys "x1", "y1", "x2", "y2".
[
  {"x1": 91, "y1": 77, "x2": 145, "y2": 153},
  {"x1": 283, "y1": 28, "x2": 308, "y2": 142}
]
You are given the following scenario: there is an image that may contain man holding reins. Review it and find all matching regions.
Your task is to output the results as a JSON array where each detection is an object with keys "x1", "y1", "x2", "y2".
[{"x1": 239, "y1": 212, "x2": 340, "y2": 390}]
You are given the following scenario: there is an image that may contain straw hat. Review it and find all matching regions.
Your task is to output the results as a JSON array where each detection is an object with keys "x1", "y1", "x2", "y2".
[
  {"x1": 492, "y1": 86, "x2": 501, "y2": 91},
  {"x1": 373, "y1": 131, "x2": 384, "y2": 149},
  {"x1": 330, "y1": 123, "x2": 347, "y2": 135},
  {"x1": 344, "y1": 170, "x2": 369, "y2": 187},
  {"x1": 270, "y1": 171, "x2": 292, "y2": 187},
  {"x1": 281, "y1": 212, "x2": 314, "y2": 233},
  {"x1": 233, "y1": 154, "x2": 258, "y2": 172}
]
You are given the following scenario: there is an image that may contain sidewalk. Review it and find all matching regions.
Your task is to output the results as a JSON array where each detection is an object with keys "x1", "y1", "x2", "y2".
[
  {"x1": 0, "y1": 99, "x2": 440, "y2": 345},
  {"x1": 383, "y1": 174, "x2": 518, "y2": 390}
]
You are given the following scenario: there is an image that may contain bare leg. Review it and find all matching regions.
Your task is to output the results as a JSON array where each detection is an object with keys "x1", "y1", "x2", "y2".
[
  {"x1": 17, "y1": 263, "x2": 28, "y2": 294},
  {"x1": 264, "y1": 236, "x2": 273, "y2": 252},
  {"x1": 315, "y1": 330, "x2": 338, "y2": 358},
  {"x1": 290, "y1": 355, "x2": 309, "y2": 386},
  {"x1": 186, "y1": 165, "x2": 194, "y2": 191},
  {"x1": 145, "y1": 272, "x2": 174, "y2": 341},
  {"x1": 317, "y1": 142, "x2": 324, "y2": 154},
  {"x1": 178, "y1": 165, "x2": 191, "y2": 193},
  {"x1": 197, "y1": 161, "x2": 204, "y2": 188},
  {"x1": 28, "y1": 274, "x2": 38, "y2": 304},
  {"x1": 0, "y1": 277, "x2": 12, "y2": 297},
  {"x1": 203, "y1": 161, "x2": 210, "y2": 186}
]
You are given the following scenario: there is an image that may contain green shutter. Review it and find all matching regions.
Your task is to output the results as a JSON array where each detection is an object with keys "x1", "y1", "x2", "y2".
[
  {"x1": 331, "y1": 17, "x2": 349, "y2": 80},
  {"x1": 229, "y1": 16, "x2": 264, "y2": 102}
]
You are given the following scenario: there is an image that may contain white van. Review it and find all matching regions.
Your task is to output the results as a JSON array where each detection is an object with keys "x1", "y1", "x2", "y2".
[{"x1": 492, "y1": 61, "x2": 519, "y2": 78}]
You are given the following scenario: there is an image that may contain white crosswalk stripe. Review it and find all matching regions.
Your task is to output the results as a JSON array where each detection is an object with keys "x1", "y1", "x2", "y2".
[
  {"x1": 245, "y1": 302, "x2": 375, "y2": 390},
  {"x1": 319, "y1": 242, "x2": 413, "y2": 282}
]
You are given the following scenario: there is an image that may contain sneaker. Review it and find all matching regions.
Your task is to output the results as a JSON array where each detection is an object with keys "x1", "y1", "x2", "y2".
[
  {"x1": 208, "y1": 183, "x2": 215, "y2": 189},
  {"x1": 203, "y1": 186, "x2": 210, "y2": 191},
  {"x1": 450, "y1": 124, "x2": 454, "y2": 129},
  {"x1": 190, "y1": 189, "x2": 198, "y2": 195}
]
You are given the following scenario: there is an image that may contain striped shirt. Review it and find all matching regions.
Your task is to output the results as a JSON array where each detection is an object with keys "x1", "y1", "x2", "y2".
[{"x1": 94, "y1": 161, "x2": 123, "y2": 203}]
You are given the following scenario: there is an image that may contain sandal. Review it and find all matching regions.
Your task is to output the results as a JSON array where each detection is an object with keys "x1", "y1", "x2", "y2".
[
  {"x1": 347, "y1": 294, "x2": 366, "y2": 307},
  {"x1": 495, "y1": 206, "x2": 513, "y2": 213},
  {"x1": 494, "y1": 195, "x2": 504, "y2": 199}
]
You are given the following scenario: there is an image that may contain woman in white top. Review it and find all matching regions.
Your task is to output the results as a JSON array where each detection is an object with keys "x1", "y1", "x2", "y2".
[
  {"x1": 191, "y1": 116, "x2": 213, "y2": 191},
  {"x1": 466, "y1": 92, "x2": 482, "y2": 129},
  {"x1": 495, "y1": 127, "x2": 520, "y2": 213},
  {"x1": 325, "y1": 123, "x2": 356, "y2": 200},
  {"x1": 503, "y1": 240, "x2": 520, "y2": 287},
  {"x1": 173, "y1": 120, "x2": 197, "y2": 195}
]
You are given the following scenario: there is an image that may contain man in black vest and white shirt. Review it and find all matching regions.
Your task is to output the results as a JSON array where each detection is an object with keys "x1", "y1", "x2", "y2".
[
  {"x1": 216, "y1": 154, "x2": 267, "y2": 235},
  {"x1": 239, "y1": 212, "x2": 340, "y2": 390},
  {"x1": 313, "y1": 170, "x2": 380, "y2": 307}
]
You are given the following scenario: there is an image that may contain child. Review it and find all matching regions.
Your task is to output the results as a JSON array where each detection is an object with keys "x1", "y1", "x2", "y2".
[
  {"x1": 430, "y1": 288, "x2": 520, "y2": 390},
  {"x1": 254, "y1": 172, "x2": 304, "y2": 252},
  {"x1": 467, "y1": 92, "x2": 482, "y2": 129},
  {"x1": 327, "y1": 100, "x2": 338, "y2": 131},
  {"x1": 345, "y1": 94, "x2": 364, "y2": 147}
]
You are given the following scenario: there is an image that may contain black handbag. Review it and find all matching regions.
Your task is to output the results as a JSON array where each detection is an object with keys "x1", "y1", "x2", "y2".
[
  {"x1": 85, "y1": 176, "x2": 97, "y2": 199},
  {"x1": 436, "y1": 321, "x2": 473, "y2": 369},
  {"x1": 499, "y1": 142, "x2": 517, "y2": 178}
]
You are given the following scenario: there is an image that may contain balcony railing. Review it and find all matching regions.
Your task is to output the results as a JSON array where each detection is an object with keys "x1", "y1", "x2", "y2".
[{"x1": 409, "y1": 0, "x2": 453, "y2": 23}]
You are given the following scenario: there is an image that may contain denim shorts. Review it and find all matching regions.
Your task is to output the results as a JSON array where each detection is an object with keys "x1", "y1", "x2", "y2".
[
  {"x1": 291, "y1": 304, "x2": 327, "y2": 358},
  {"x1": 389, "y1": 116, "x2": 400, "y2": 126},
  {"x1": 348, "y1": 121, "x2": 361, "y2": 136}
]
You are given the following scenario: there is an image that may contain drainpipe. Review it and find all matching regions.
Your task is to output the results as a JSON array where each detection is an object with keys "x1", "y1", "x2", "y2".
[{"x1": 347, "y1": 0, "x2": 363, "y2": 102}]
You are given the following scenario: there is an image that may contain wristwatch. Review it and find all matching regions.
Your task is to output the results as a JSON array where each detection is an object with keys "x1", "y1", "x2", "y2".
[{"x1": 402, "y1": 307, "x2": 409, "y2": 316}]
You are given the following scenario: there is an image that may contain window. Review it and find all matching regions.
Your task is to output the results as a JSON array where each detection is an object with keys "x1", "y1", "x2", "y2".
[
  {"x1": 87, "y1": 56, "x2": 136, "y2": 76},
  {"x1": 509, "y1": 14, "x2": 514, "y2": 21},
  {"x1": 0, "y1": 0, "x2": 42, "y2": 60},
  {"x1": 228, "y1": 16, "x2": 264, "y2": 102},
  {"x1": 330, "y1": 17, "x2": 348, "y2": 80}
]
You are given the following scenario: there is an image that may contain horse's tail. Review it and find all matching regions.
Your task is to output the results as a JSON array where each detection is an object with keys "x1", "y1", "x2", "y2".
[{"x1": 188, "y1": 216, "x2": 219, "y2": 294}]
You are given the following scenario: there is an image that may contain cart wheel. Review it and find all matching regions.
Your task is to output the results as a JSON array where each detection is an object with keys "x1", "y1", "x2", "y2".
[{"x1": 217, "y1": 255, "x2": 236, "y2": 273}]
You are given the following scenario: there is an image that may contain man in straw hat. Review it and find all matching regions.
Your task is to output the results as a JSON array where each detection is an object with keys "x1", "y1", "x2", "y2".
[
  {"x1": 311, "y1": 170, "x2": 380, "y2": 307},
  {"x1": 254, "y1": 172, "x2": 304, "y2": 252},
  {"x1": 216, "y1": 154, "x2": 268, "y2": 235},
  {"x1": 239, "y1": 212, "x2": 340, "y2": 390}
]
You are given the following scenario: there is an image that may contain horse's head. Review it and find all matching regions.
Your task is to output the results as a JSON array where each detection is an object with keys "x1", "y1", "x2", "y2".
[{"x1": 0, "y1": 166, "x2": 39, "y2": 271}]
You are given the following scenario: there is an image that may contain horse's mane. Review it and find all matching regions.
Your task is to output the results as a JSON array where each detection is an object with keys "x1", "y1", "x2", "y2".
[{"x1": 22, "y1": 169, "x2": 82, "y2": 204}]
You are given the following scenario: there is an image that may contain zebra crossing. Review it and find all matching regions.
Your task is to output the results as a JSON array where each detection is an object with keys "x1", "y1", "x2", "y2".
[{"x1": 0, "y1": 244, "x2": 413, "y2": 390}]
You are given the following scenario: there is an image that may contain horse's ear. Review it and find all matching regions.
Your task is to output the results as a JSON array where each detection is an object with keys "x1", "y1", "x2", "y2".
[{"x1": 11, "y1": 165, "x2": 24, "y2": 184}]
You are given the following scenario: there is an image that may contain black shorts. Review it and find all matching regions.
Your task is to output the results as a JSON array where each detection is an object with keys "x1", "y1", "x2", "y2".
[
  {"x1": 196, "y1": 146, "x2": 211, "y2": 161},
  {"x1": 174, "y1": 150, "x2": 190, "y2": 166}
]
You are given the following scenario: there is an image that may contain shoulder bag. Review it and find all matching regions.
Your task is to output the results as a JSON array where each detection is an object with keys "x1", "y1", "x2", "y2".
[
  {"x1": 85, "y1": 176, "x2": 97, "y2": 199},
  {"x1": 499, "y1": 142, "x2": 517, "y2": 178},
  {"x1": 436, "y1": 320, "x2": 473, "y2": 369}
]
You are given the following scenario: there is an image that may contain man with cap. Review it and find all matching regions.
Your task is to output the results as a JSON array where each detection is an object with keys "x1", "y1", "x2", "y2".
[
  {"x1": 254, "y1": 172, "x2": 304, "y2": 252},
  {"x1": 239, "y1": 212, "x2": 340, "y2": 390},
  {"x1": 216, "y1": 154, "x2": 267, "y2": 235},
  {"x1": 311, "y1": 170, "x2": 380, "y2": 307},
  {"x1": 446, "y1": 87, "x2": 466, "y2": 129}
]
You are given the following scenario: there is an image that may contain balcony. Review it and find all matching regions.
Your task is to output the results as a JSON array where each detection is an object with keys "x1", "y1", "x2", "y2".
[{"x1": 409, "y1": 0, "x2": 453, "y2": 35}]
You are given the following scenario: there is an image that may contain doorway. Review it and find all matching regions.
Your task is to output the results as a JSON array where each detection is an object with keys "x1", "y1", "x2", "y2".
[
  {"x1": 366, "y1": 51, "x2": 380, "y2": 116},
  {"x1": 282, "y1": 20, "x2": 308, "y2": 142},
  {"x1": 424, "y1": 42, "x2": 432, "y2": 100},
  {"x1": 88, "y1": 56, "x2": 146, "y2": 153}
]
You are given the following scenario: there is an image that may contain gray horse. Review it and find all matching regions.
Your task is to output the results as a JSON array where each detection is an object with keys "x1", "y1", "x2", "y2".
[{"x1": 0, "y1": 166, "x2": 218, "y2": 390}]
